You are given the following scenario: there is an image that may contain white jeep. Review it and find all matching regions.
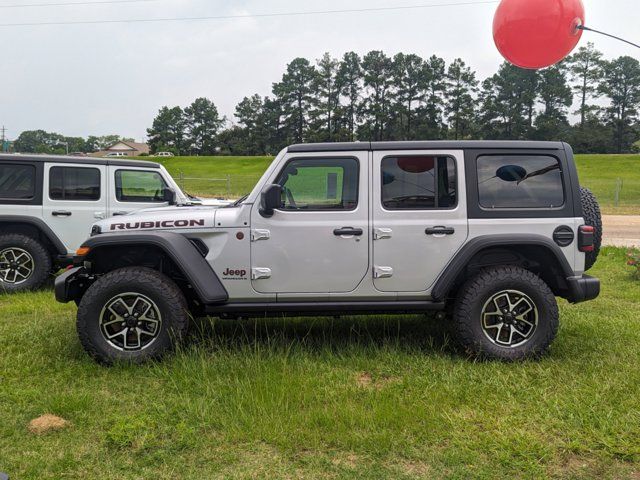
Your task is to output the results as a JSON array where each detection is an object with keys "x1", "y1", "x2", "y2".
[
  {"x1": 0, "y1": 153, "x2": 224, "y2": 292},
  {"x1": 56, "y1": 141, "x2": 602, "y2": 363}
]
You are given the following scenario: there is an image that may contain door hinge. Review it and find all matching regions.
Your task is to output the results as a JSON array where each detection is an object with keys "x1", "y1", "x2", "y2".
[
  {"x1": 373, "y1": 228, "x2": 393, "y2": 240},
  {"x1": 373, "y1": 266, "x2": 394, "y2": 279},
  {"x1": 251, "y1": 229, "x2": 271, "y2": 242},
  {"x1": 251, "y1": 267, "x2": 272, "y2": 280}
]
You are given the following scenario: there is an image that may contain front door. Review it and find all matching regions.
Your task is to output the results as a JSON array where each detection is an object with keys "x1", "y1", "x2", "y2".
[
  {"x1": 43, "y1": 163, "x2": 107, "y2": 253},
  {"x1": 250, "y1": 152, "x2": 369, "y2": 295},
  {"x1": 108, "y1": 167, "x2": 171, "y2": 216},
  {"x1": 372, "y1": 150, "x2": 468, "y2": 293}
]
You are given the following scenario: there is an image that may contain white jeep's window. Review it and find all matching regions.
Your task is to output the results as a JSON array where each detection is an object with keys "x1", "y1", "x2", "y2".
[
  {"x1": 0, "y1": 164, "x2": 36, "y2": 200},
  {"x1": 477, "y1": 155, "x2": 564, "y2": 209},
  {"x1": 50, "y1": 167, "x2": 100, "y2": 201},
  {"x1": 115, "y1": 170, "x2": 168, "y2": 203},
  {"x1": 381, "y1": 156, "x2": 457, "y2": 210},
  {"x1": 276, "y1": 158, "x2": 359, "y2": 211}
]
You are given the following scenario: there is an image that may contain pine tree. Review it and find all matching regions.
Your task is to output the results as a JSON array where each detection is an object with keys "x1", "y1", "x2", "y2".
[
  {"x1": 444, "y1": 58, "x2": 478, "y2": 140},
  {"x1": 184, "y1": 97, "x2": 225, "y2": 155},
  {"x1": 335, "y1": 52, "x2": 362, "y2": 141},
  {"x1": 310, "y1": 53, "x2": 340, "y2": 142},
  {"x1": 360, "y1": 51, "x2": 394, "y2": 141},
  {"x1": 566, "y1": 42, "x2": 604, "y2": 127},
  {"x1": 146, "y1": 106, "x2": 186, "y2": 154},
  {"x1": 391, "y1": 53, "x2": 426, "y2": 140}
]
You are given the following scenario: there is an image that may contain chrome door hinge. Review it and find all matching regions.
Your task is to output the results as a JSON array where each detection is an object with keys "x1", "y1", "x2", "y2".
[
  {"x1": 373, "y1": 228, "x2": 393, "y2": 240},
  {"x1": 251, "y1": 267, "x2": 272, "y2": 280},
  {"x1": 373, "y1": 266, "x2": 394, "y2": 279},
  {"x1": 251, "y1": 229, "x2": 271, "y2": 242},
  {"x1": 94, "y1": 211, "x2": 106, "y2": 219}
]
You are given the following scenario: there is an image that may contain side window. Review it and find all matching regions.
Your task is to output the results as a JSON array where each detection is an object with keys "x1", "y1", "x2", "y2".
[
  {"x1": 0, "y1": 164, "x2": 36, "y2": 200},
  {"x1": 477, "y1": 155, "x2": 564, "y2": 209},
  {"x1": 115, "y1": 170, "x2": 167, "y2": 203},
  {"x1": 381, "y1": 156, "x2": 457, "y2": 210},
  {"x1": 276, "y1": 158, "x2": 359, "y2": 211},
  {"x1": 50, "y1": 167, "x2": 100, "y2": 201}
]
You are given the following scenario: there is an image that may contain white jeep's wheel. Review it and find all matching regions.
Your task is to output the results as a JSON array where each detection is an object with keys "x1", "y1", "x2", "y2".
[
  {"x1": 77, "y1": 267, "x2": 189, "y2": 364},
  {"x1": 0, "y1": 234, "x2": 51, "y2": 292},
  {"x1": 453, "y1": 266, "x2": 559, "y2": 361}
]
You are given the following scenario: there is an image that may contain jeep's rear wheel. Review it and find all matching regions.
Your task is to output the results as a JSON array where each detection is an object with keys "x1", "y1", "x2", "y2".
[
  {"x1": 0, "y1": 234, "x2": 51, "y2": 292},
  {"x1": 453, "y1": 266, "x2": 559, "y2": 361},
  {"x1": 77, "y1": 267, "x2": 189, "y2": 364},
  {"x1": 580, "y1": 187, "x2": 602, "y2": 271}
]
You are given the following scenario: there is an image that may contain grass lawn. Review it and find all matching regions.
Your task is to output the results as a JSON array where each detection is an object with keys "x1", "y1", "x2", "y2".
[
  {"x1": 149, "y1": 153, "x2": 640, "y2": 215},
  {"x1": 1, "y1": 247, "x2": 639, "y2": 479}
]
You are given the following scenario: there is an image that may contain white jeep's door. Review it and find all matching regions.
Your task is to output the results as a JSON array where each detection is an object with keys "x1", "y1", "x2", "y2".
[
  {"x1": 250, "y1": 152, "x2": 369, "y2": 295},
  {"x1": 372, "y1": 150, "x2": 468, "y2": 293},
  {"x1": 43, "y1": 163, "x2": 107, "y2": 253},
  {"x1": 107, "y1": 166, "x2": 171, "y2": 216}
]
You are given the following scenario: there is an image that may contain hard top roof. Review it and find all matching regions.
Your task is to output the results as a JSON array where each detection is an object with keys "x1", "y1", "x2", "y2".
[
  {"x1": 0, "y1": 153, "x2": 161, "y2": 169},
  {"x1": 288, "y1": 140, "x2": 566, "y2": 153}
]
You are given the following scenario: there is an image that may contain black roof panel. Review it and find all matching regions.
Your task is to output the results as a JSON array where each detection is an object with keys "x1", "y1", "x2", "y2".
[
  {"x1": 0, "y1": 154, "x2": 161, "y2": 169},
  {"x1": 288, "y1": 140, "x2": 565, "y2": 153}
]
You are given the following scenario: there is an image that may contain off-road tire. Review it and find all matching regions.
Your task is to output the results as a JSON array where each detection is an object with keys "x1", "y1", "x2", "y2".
[
  {"x1": 0, "y1": 234, "x2": 51, "y2": 292},
  {"x1": 453, "y1": 266, "x2": 559, "y2": 361},
  {"x1": 580, "y1": 187, "x2": 602, "y2": 271},
  {"x1": 77, "y1": 267, "x2": 189, "y2": 365}
]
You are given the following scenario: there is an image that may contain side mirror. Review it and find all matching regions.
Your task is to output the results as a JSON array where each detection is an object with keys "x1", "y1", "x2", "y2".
[
  {"x1": 163, "y1": 188, "x2": 177, "y2": 205},
  {"x1": 260, "y1": 184, "x2": 282, "y2": 218}
]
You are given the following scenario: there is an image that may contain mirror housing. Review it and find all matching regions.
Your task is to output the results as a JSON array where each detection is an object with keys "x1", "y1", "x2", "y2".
[
  {"x1": 163, "y1": 187, "x2": 177, "y2": 205},
  {"x1": 260, "y1": 184, "x2": 282, "y2": 218}
]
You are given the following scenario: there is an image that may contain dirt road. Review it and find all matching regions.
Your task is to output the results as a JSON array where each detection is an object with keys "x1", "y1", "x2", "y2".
[{"x1": 602, "y1": 215, "x2": 640, "y2": 247}]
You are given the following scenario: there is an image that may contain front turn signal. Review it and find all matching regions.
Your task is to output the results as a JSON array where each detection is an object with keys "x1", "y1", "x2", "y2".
[{"x1": 76, "y1": 247, "x2": 91, "y2": 256}]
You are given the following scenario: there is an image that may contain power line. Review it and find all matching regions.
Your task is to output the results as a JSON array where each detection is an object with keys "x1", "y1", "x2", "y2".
[
  {"x1": 0, "y1": 0, "x2": 156, "y2": 8},
  {"x1": 0, "y1": 1, "x2": 498, "y2": 28}
]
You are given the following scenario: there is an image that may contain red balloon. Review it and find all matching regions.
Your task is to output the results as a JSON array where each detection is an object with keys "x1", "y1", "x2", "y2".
[{"x1": 493, "y1": 0, "x2": 585, "y2": 69}]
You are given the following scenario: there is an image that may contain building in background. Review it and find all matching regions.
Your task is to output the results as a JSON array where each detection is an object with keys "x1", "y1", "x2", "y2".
[{"x1": 90, "y1": 140, "x2": 149, "y2": 157}]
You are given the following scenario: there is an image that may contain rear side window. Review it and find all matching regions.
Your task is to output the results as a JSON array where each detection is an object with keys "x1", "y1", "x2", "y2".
[
  {"x1": 115, "y1": 170, "x2": 168, "y2": 202},
  {"x1": 0, "y1": 164, "x2": 36, "y2": 200},
  {"x1": 477, "y1": 155, "x2": 564, "y2": 209},
  {"x1": 381, "y1": 156, "x2": 457, "y2": 210},
  {"x1": 50, "y1": 167, "x2": 101, "y2": 201}
]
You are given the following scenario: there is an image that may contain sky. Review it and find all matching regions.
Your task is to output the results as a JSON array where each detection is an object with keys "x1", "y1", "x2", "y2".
[{"x1": 0, "y1": 0, "x2": 638, "y2": 142}]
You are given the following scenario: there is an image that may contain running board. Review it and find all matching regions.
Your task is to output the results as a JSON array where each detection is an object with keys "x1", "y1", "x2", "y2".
[{"x1": 203, "y1": 301, "x2": 445, "y2": 318}]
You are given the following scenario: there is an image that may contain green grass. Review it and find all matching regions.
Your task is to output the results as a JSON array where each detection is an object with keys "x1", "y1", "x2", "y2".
[
  {"x1": 1, "y1": 248, "x2": 639, "y2": 479},
  {"x1": 146, "y1": 153, "x2": 640, "y2": 215}
]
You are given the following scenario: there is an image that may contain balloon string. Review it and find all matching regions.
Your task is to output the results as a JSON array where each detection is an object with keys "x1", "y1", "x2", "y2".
[{"x1": 577, "y1": 25, "x2": 640, "y2": 49}]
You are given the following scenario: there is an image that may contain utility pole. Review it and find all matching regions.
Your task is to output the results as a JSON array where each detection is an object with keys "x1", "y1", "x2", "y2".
[{"x1": 0, "y1": 126, "x2": 6, "y2": 152}]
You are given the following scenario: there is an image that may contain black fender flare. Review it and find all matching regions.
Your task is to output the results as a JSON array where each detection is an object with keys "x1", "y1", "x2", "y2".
[
  {"x1": 0, "y1": 215, "x2": 67, "y2": 255},
  {"x1": 81, "y1": 231, "x2": 228, "y2": 304},
  {"x1": 431, "y1": 234, "x2": 574, "y2": 301}
]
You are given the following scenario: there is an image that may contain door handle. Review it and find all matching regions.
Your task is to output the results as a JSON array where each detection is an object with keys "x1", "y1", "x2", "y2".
[
  {"x1": 426, "y1": 226, "x2": 455, "y2": 236},
  {"x1": 52, "y1": 211, "x2": 72, "y2": 217},
  {"x1": 334, "y1": 227, "x2": 363, "y2": 237}
]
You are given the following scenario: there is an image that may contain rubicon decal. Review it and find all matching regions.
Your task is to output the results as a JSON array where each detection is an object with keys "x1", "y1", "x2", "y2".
[{"x1": 110, "y1": 219, "x2": 205, "y2": 231}]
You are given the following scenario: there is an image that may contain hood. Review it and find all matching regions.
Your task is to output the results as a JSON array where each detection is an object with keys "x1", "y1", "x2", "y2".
[{"x1": 93, "y1": 206, "x2": 217, "y2": 235}]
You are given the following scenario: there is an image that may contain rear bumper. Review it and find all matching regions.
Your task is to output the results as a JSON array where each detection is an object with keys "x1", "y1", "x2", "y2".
[
  {"x1": 55, "y1": 266, "x2": 87, "y2": 303},
  {"x1": 566, "y1": 274, "x2": 600, "y2": 304}
]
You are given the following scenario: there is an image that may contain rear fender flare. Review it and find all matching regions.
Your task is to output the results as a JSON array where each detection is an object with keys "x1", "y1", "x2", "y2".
[{"x1": 0, "y1": 215, "x2": 67, "y2": 255}]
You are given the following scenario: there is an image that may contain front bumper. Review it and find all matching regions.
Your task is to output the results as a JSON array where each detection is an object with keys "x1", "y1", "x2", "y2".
[
  {"x1": 566, "y1": 274, "x2": 600, "y2": 304},
  {"x1": 55, "y1": 266, "x2": 88, "y2": 303}
]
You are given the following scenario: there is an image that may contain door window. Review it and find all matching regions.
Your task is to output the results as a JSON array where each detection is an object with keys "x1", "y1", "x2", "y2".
[
  {"x1": 381, "y1": 156, "x2": 457, "y2": 210},
  {"x1": 115, "y1": 170, "x2": 168, "y2": 202},
  {"x1": 0, "y1": 164, "x2": 36, "y2": 200},
  {"x1": 49, "y1": 167, "x2": 100, "y2": 201},
  {"x1": 276, "y1": 157, "x2": 359, "y2": 211},
  {"x1": 477, "y1": 155, "x2": 564, "y2": 209}
]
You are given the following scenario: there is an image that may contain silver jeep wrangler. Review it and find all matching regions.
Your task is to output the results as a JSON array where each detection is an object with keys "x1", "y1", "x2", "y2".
[{"x1": 56, "y1": 141, "x2": 602, "y2": 363}]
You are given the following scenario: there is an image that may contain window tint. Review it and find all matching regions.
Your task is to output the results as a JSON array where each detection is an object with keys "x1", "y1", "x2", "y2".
[
  {"x1": 381, "y1": 156, "x2": 457, "y2": 210},
  {"x1": 276, "y1": 158, "x2": 359, "y2": 211},
  {"x1": 477, "y1": 155, "x2": 564, "y2": 209},
  {"x1": 50, "y1": 167, "x2": 100, "y2": 201},
  {"x1": 0, "y1": 164, "x2": 36, "y2": 200},
  {"x1": 115, "y1": 170, "x2": 168, "y2": 202}
]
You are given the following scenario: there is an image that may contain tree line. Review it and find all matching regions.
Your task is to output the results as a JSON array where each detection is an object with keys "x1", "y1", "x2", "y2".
[{"x1": 147, "y1": 43, "x2": 640, "y2": 155}]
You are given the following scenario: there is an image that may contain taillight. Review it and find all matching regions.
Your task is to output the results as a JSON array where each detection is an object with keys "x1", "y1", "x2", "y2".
[{"x1": 578, "y1": 225, "x2": 595, "y2": 252}]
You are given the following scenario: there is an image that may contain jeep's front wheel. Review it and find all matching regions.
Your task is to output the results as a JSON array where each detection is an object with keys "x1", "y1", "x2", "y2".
[
  {"x1": 0, "y1": 234, "x2": 51, "y2": 292},
  {"x1": 77, "y1": 267, "x2": 189, "y2": 364},
  {"x1": 453, "y1": 266, "x2": 559, "y2": 361}
]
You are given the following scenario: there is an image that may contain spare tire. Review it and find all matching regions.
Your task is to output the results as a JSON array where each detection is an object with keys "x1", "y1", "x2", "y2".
[{"x1": 580, "y1": 187, "x2": 602, "y2": 271}]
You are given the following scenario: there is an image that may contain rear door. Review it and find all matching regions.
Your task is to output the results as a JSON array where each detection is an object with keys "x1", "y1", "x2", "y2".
[
  {"x1": 372, "y1": 150, "x2": 468, "y2": 293},
  {"x1": 43, "y1": 163, "x2": 107, "y2": 253},
  {"x1": 107, "y1": 166, "x2": 172, "y2": 216}
]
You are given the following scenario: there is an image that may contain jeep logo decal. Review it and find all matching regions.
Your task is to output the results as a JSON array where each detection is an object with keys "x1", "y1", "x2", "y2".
[
  {"x1": 110, "y1": 219, "x2": 205, "y2": 231},
  {"x1": 222, "y1": 268, "x2": 247, "y2": 280}
]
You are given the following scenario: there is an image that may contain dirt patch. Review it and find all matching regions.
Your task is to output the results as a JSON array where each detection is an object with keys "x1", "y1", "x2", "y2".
[
  {"x1": 356, "y1": 372, "x2": 398, "y2": 390},
  {"x1": 28, "y1": 414, "x2": 70, "y2": 435},
  {"x1": 395, "y1": 459, "x2": 432, "y2": 477},
  {"x1": 331, "y1": 452, "x2": 361, "y2": 469}
]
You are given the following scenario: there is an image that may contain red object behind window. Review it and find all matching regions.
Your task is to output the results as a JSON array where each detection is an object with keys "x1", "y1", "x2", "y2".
[{"x1": 397, "y1": 156, "x2": 435, "y2": 174}]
